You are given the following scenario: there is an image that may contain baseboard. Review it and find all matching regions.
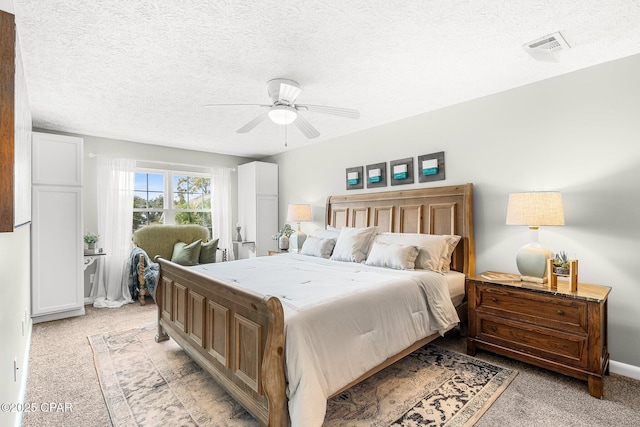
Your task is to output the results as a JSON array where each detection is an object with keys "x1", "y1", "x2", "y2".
[
  {"x1": 32, "y1": 306, "x2": 85, "y2": 324},
  {"x1": 15, "y1": 320, "x2": 33, "y2": 427},
  {"x1": 610, "y1": 359, "x2": 640, "y2": 381}
]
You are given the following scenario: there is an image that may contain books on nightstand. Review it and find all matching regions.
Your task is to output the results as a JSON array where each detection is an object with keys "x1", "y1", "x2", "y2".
[{"x1": 480, "y1": 271, "x2": 522, "y2": 282}]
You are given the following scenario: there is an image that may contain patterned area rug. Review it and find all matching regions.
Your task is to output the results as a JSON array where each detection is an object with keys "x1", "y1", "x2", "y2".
[{"x1": 89, "y1": 324, "x2": 516, "y2": 426}]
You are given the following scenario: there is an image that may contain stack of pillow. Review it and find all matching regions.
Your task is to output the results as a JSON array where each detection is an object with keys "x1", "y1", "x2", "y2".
[
  {"x1": 170, "y1": 238, "x2": 219, "y2": 266},
  {"x1": 298, "y1": 226, "x2": 460, "y2": 273}
]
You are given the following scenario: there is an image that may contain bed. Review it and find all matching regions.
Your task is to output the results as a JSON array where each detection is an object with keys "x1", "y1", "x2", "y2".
[{"x1": 153, "y1": 183, "x2": 475, "y2": 426}]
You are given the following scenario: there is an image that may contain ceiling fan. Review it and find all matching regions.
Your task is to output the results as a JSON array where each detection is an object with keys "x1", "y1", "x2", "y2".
[{"x1": 205, "y1": 78, "x2": 360, "y2": 139}]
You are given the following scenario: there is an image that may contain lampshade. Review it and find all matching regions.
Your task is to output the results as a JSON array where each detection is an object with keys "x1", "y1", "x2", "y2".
[
  {"x1": 506, "y1": 192, "x2": 565, "y2": 227},
  {"x1": 287, "y1": 204, "x2": 312, "y2": 222},
  {"x1": 287, "y1": 204, "x2": 312, "y2": 252},
  {"x1": 506, "y1": 192, "x2": 564, "y2": 282},
  {"x1": 268, "y1": 105, "x2": 298, "y2": 125}
]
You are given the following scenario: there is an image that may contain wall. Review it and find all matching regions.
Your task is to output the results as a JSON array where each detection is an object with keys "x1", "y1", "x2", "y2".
[
  {"x1": 80, "y1": 134, "x2": 252, "y2": 234},
  {"x1": 32, "y1": 130, "x2": 254, "y2": 291},
  {"x1": 31, "y1": 130, "x2": 252, "y2": 234},
  {"x1": 267, "y1": 53, "x2": 640, "y2": 370},
  {"x1": 0, "y1": 226, "x2": 31, "y2": 427},
  {"x1": 1, "y1": 4, "x2": 32, "y2": 427}
]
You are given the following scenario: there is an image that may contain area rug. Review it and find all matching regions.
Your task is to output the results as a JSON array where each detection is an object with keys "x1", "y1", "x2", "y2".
[{"x1": 89, "y1": 323, "x2": 516, "y2": 426}]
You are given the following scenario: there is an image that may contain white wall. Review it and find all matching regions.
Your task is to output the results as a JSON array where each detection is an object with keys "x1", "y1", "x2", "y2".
[
  {"x1": 31, "y1": 130, "x2": 253, "y2": 236},
  {"x1": 0, "y1": 226, "x2": 31, "y2": 427},
  {"x1": 0, "y1": 0, "x2": 13, "y2": 14},
  {"x1": 32, "y1": 130, "x2": 254, "y2": 289},
  {"x1": 1, "y1": 5, "x2": 31, "y2": 426},
  {"x1": 267, "y1": 53, "x2": 640, "y2": 368},
  {"x1": 79, "y1": 134, "x2": 252, "y2": 235}
]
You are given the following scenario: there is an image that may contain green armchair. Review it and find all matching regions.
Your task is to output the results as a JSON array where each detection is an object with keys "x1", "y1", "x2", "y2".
[{"x1": 131, "y1": 224, "x2": 226, "y2": 304}]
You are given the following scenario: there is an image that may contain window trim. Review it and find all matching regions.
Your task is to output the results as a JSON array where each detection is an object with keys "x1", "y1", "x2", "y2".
[{"x1": 133, "y1": 167, "x2": 212, "y2": 228}]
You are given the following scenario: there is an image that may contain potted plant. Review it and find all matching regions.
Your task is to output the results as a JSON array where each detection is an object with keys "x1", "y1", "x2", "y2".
[
  {"x1": 552, "y1": 251, "x2": 570, "y2": 275},
  {"x1": 84, "y1": 232, "x2": 100, "y2": 250},
  {"x1": 272, "y1": 224, "x2": 294, "y2": 250}
]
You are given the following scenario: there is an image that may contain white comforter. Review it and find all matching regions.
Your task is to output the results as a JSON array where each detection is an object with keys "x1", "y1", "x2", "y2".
[{"x1": 191, "y1": 253, "x2": 459, "y2": 427}]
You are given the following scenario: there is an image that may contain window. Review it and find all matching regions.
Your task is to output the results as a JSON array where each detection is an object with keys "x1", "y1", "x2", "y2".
[{"x1": 133, "y1": 169, "x2": 212, "y2": 235}]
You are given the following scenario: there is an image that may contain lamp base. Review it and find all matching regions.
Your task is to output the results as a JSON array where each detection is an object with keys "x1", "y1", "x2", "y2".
[
  {"x1": 290, "y1": 230, "x2": 307, "y2": 253},
  {"x1": 516, "y1": 242, "x2": 552, "y2": 281}
]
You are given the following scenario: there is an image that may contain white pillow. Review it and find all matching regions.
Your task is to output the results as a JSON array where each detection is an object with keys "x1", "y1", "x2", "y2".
[
  {"x1": 372, "y1": 233, "x2": 461, "y2": 272},
  {"x1": 330, "y1": 226, "x2": 378, "y2": 263},
  {"x1": 300, "y1": 237, "x2": 336, "y2": 258},
  {"x1": 365, "y1": 242, "x2": 419, "y2": 270},
  {"x1": 310, "y1": 227, "x2": 341, "y2": 240}
]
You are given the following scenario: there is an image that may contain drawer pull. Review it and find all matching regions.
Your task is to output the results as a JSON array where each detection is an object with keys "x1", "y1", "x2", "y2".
[
  {"x1": 491, "y1": 326, "x2": 497, "y2": 332},
  {"x1": 557, "y1": 310, "x2": 564, "y2": 315},
  {"x1": 491, "y1": 297, "x2": 497, "y2": 303}
]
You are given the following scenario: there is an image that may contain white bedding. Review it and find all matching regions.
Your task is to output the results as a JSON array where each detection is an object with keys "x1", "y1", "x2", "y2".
[
  {"x1": 445, "y1": 270, "x2": 466, "y2": 307},
  {"x1": 191, "y1": 253, "x2": 460, "y2": 427}
]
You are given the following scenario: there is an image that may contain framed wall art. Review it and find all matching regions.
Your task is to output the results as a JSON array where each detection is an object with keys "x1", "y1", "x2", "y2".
[
  {"x1": 390, "y1": 157, "x2": 414, "y2": 186},
  {"x1": 418, "y1": 151, "x2": 445, "y2": 183},
  {"x1": 345, "y1": 166, "x2": 364, "y2": 190},
  {"x1": 366, "y1": 162, "x2": 386, "y2": 189}
]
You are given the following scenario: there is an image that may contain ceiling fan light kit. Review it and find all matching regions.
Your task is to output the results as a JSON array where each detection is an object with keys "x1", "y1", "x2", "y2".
[
  {"x1": 207, "y1": 78, "x2": 360, "y2": 139},
  {"x1": 268, "y1": 105, "x2": 298, "y2": 125}
]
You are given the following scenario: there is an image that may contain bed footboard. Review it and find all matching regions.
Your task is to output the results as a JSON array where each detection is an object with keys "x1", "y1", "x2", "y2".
[{"x1": 154, "y1": 258, "x2": 287, "y2": 427}]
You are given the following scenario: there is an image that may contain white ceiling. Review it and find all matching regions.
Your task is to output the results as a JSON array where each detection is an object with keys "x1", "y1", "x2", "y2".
[{"x1": 13, "y1": 0, "x2": 640, "y2": 158}]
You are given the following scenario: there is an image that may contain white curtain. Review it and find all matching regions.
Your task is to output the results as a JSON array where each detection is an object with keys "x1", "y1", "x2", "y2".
[
  {"x1": 212, "y1": 167, "x2": 235, "y2": 260},
  {"x1": 90, "y1": 157, "x2": 135, "y2": 308}
]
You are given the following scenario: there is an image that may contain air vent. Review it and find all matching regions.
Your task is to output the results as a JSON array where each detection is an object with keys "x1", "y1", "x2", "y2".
[{"x1": 523, "y1": 31, "x2": 570, "y2": 62}]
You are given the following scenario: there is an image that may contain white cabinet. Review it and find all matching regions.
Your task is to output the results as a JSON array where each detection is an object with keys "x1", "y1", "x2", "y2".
[
  {"x1": 31, "y1": 132, "x2": 84, "y2": 322},
  {"x1": 237, "y1": 162, "x2": 278, "y2": 258}
]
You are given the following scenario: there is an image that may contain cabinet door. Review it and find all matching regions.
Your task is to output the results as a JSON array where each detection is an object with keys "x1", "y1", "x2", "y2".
[
  {"x1": 32, "y1": 132, "x2": 83, "y2": 186},
  {"x1": 256, "y1": 195, "x2": 278, "y2": 256},
  {"x1": 32, "y1": 186, "x2": 83, "y2": 316}
]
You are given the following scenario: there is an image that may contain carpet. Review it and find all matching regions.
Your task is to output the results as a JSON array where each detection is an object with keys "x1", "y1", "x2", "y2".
[{"x1": 89, "y1": 324, "x2": 516, "y2": 426}]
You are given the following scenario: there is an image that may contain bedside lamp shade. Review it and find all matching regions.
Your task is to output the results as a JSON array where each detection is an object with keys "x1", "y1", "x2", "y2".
[
  {"x1": 506, "y1": 192, "x2": 564, "y2": 281},
  {"x1": 287, "y1": 204, "x2": 312, "y2": 252}
]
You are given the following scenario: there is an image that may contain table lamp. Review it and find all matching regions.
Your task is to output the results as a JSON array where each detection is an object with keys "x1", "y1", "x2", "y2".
[
  {"x1": 287, "y1": 204, "x2": 312, "y2": 252},
  {"x1": 506, "y1": 192, "x2": 564, "y2": 282}
]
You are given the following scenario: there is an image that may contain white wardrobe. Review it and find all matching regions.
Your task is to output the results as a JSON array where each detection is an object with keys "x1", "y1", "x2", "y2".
[
  {"x1": 31, "y1": 132, "x2": 85, "y2": 323},
  {"x1": 237, "y1": 161, "x2": 278, "y2": 258}
]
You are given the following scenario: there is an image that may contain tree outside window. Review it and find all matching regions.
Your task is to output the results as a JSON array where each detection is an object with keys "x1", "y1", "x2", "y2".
[
  {"x1": 133, "y1": 170, "x2": 212, "y2": 236},
  {"x1": 173, "y1": 175, "x2": 212, "y2": 233}
]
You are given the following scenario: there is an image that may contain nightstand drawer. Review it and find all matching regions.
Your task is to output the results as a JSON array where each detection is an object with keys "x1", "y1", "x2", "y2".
[
  {"x1": 477, "y1": 315, "x2": 588, "y2": 368},
  {"x1": 476, "y1": 283, "x2": 587, "y2": 334}
]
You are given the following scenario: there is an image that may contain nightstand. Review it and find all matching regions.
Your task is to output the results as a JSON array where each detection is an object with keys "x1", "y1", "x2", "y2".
[
  {"x1": 466, "y1": 272, "x2": 610, "y2": 398},
  {"x1": 268, "y1": 250, "x2": 288, "y2": 256}
]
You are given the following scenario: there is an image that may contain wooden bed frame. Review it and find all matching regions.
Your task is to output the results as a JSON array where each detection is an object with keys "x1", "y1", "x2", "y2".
[{"x1": 154, "y1": 183, "x2": 475, "y2": 426}]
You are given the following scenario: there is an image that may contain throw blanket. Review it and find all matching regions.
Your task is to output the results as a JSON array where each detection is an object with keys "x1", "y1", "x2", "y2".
[{"x1": 127, "y1": 247, "x2": 159, "y2": 300}]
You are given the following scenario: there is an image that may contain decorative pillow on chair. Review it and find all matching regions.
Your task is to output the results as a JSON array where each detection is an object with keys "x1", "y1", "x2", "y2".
[
  {"x1": 365, "y1": 242, "x2": 419, "y2": 270},
  {"x1": 300, "y1": 237, "x2": 336, "y2": 258},
  {"x1": 330, "y1": 226, "x2": 378, "y2": 263},
  {"x1": 199, "y1": 238, "x2": 219, "y2": 264},
  {"x1": 171, "y1": 240, "x2": 202, "y2": 266}
]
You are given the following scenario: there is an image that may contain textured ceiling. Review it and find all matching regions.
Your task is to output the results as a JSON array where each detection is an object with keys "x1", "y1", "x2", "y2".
[{"x1": 13, "y1": 0, "x2": 640, "y2": 158}]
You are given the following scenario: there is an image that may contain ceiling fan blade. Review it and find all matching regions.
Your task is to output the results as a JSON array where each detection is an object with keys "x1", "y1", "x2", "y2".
[
  {"x1": 237, "y1": 112, "x2": 269, "y2": 133},
  {"x1": 278, "y1": 82, "x2": 303, "y2": 105},
  {"x1": 293, "y1": 114, "x2": 321, "y2": 139},
  {"x1": 296, "y1": 104, "x2": 360, "y2": 119},
  {"x1": 204, "y1": 103, "x2": 271, "y2": 108}
]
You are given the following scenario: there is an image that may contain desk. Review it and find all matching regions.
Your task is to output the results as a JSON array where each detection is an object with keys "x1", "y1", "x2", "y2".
[
  {"x1": 84, "y1": 251, "x2": 106, "y2": 303},
  {"x1": 233, "y1": 240, "x2": 255, "y2": 259}
]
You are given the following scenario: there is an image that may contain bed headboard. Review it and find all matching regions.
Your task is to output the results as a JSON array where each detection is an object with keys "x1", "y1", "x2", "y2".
[{"x1": 326, "y1": 183, "x2": 475, "y2": 276}]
